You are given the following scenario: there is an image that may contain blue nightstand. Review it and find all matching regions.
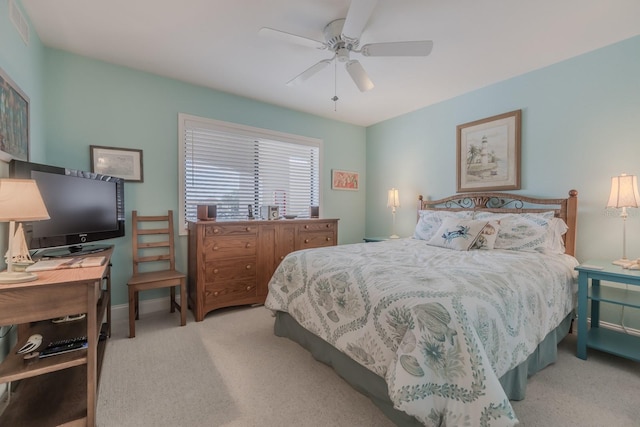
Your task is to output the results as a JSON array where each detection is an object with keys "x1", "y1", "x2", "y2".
[{"x1": 575, "y1": 260, "x2": 640, "y2": 362}]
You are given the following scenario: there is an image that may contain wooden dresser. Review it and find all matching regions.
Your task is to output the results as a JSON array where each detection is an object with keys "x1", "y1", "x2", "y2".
[{"x1": 187, "y1": 218, "x2": 338, "y2": 321}]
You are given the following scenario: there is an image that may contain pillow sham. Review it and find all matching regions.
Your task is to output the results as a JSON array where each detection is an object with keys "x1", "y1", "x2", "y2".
[
  {"x1": 413, "y1": 210, "x2": 474, "y2": 241},
  {"x1": 542, "y1": 218, "x2": 569, "y2": 254},
  {"x1": 473, "y1": 211, "x2": 555, "y2": 252},
  {"x1": 470, "y1": 220, "x2": 501, "y2": 250},
  {"x1": 427, "y1": 218, "x2": 488, "y2": 251}
]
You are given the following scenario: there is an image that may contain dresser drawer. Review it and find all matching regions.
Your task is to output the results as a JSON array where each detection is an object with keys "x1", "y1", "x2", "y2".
[
  {"x1": 204, "y1": 258, "x2": 257, "y2": 282},
  {"x1": 205, "y1": 224, "x2": 257, "y2": 237},
  {"x1": 203, "y1": 236, "x2": 257, "y2": 260},
  {"x1": 298, "y1": 221, "x2": 336, "y2": 233},
  {"x1": 204, "y1": 280, "x2": 257, "y2": 306},
  {"x1": 297, "y1": 232, "x2": 335, "y2": 249}
]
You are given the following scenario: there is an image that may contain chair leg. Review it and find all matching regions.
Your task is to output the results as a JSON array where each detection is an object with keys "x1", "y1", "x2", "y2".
[
  {"x1": 170, "y1": 286, "x2": 176, "y2": 313},
  {"x1": 128, "y1": 286, "x2": 136, "y2": 338},
  {"x1": 179, "y1": 279, "x2": 187, "y2": 326}
]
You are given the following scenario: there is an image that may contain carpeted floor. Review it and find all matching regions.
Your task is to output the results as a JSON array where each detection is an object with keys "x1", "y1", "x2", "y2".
[{"x1": 97, "y1": 306, "x2": 640, "y2": 426}]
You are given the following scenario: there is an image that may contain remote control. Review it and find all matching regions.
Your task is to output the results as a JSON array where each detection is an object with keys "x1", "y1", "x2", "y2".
[
  {"x1": 39, "y1": 341, "x2": 88, "y2": 358},
  {"x1": 47, "y1": 336, "x2": 87, "y2": 348}
]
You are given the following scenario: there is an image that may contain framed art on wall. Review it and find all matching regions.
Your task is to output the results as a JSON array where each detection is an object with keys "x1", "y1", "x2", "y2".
[
  {"x1": 331, "y1": 169, "x2": 359, "y2": 191},
  {"x1": 90, "y1": 145, "x2": 144, "y2": 182},
  {"x1": 456, "y1": 109, "x2": 521, "y2": 192},
  {"x1": 0, "y1": 67, "x2": 30, "y2": 162}
]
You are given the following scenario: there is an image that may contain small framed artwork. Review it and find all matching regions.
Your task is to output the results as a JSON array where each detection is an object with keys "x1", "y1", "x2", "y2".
[
  {"x1": 90, "y1": 145, "x2": 144, "y2": 182},
  {"x1": 0, "y1": 67, "x2": 30, "y2": 162},
  {"x1": 456, "y1": 109, "x2": 521, "y2": 192},
  {"x1": 331, "y1": 169, "x2": 359, "y2": 191}
]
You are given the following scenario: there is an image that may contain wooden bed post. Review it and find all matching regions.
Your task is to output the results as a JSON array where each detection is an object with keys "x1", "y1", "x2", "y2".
[{"x1": 564, "y1": 189, "x2": 578, "y2": 258}]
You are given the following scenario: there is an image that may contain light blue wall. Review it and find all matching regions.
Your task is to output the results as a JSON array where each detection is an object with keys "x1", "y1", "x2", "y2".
[
  {"x1": 42, "y1": 49, "x2": 366, "y2": 305},
  {"x1": 366, "y1": 35, "x2": 640, "y2": 328}
]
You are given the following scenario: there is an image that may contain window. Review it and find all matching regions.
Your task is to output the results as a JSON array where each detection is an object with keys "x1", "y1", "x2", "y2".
[{"x1": 178, "y1": 114, "x2": 321, "y2": 233}]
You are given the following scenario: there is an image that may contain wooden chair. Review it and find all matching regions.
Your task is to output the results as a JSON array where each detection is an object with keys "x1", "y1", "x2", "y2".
[{"x1": 127, "y1": 210, "x2": 186, "y2": 338}]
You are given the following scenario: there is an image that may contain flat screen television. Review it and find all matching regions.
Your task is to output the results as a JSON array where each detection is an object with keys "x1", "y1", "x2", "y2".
[{"x1": 9, "y1": 159, "x2": 125, "y2": 257}]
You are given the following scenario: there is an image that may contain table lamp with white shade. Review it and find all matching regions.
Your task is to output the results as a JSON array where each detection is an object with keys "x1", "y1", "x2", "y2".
[
  {"x1": 606, "y1": 173, "x2": 640, "y2": 266},
  {"x1": 0, "y1": 179, "x2": 50, "y2": 284},
  {"x1": 387, "y1": 187, "x2": 400, "y2": 239}
]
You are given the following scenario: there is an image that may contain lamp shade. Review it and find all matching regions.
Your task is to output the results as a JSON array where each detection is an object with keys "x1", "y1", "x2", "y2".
[
  {"x1": 387, "y1": 188, "x2": 400, "y2": 208},
  {"x1": 607, "y1": 174, "x2": 640, "y2": 209},
  {"x1": 0, "y1": 179, "x2": 50, "y2": 221}
]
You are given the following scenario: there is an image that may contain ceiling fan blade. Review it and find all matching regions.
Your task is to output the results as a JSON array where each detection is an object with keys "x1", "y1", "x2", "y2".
[
  {"x1": 361, "y1": 40, "x2": 434, "y2": 57},
  {"x1": 341, "y1": 0, "x2": 378, "y2": 42},
  {"x1": 345, "y1": 60, "x2": 374, "y2": 92},
  {"x1": 259, "y1": 27, "x2": 326, "y2": 50},
  {"x1": 286, "y1": 59, "x2": 333, "y2": 86}
]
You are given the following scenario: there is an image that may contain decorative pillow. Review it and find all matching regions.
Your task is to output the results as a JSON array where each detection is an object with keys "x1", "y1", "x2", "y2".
[
  {"x1": 427, "y1": 218, "x2": 488, "y2": 251},
  {"x1": 473, "y1": 211, "x2": 555, "y2": 252},
  {"x1": 413, "y1": 210, "x2": 474, "y2": 241},
  {"x1": 470, "y1": 220, "x2": 501, "y2": 250}
]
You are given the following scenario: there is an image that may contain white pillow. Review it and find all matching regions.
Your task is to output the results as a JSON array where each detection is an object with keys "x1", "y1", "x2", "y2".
[
  {"x1": 413, "y1": 210, "x2": 473, "y2": 241},
  {"x1": 470, "y1": 220, "x2": 501, "y2": 250},
  {"x1": 542, "y1": 218, "x2": 569, "y2": 254},
  {"x1": 427, "y1": 218, "x2": 488, "y2": 251},
  {"x1": 473, "y1": 211, "x2": 555, "y2": 252}
]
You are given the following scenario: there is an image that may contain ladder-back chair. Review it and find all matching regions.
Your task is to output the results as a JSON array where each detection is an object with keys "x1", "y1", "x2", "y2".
[{"x1": 127, "y1": 210, "x2": 186, "y2": 338}]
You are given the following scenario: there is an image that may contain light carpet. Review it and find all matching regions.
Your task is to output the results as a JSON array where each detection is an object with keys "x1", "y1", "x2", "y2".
[{"x1": 97, "y1": 306, "x2": 640, "y2": 426}]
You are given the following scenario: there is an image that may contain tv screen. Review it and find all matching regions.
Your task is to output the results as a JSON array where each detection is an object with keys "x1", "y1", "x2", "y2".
[{"x1": 9, "y1": 159, "x2": 125, "y2": 257}]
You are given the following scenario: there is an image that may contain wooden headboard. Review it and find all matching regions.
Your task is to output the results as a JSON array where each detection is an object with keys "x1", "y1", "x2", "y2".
[{"x1": 417, "y1": 190, "x2": 578, "y2": 257}]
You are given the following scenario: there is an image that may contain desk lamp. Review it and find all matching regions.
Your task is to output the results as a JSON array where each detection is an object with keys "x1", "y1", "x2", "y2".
[
  {"x1": 387, "y1": 188, "x2": 400, "y2": 239},
  {"x1": 607, "y1": 173, "x2": 640, "y2": 266},
  {"x1": 0, "y1": 179, "x2": 50, "y2": 284}
]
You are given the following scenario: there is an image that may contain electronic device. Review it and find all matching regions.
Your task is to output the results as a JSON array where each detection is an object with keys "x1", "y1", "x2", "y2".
[
  {"x1": 310, "y1": 206, "x2": 319, "y2": 218},
  {"x1": 197, "y1": 204, "x2": 217, "y2": 220},
  {"x1": 260, "y1": 205, "x2": 280, "y2": 220},
  {"x1": 17, "y1": 334, "x2": 43, "y2": 354},
  {"x1": 9, "y1": 159, "x2": 125, "y2": 257}
]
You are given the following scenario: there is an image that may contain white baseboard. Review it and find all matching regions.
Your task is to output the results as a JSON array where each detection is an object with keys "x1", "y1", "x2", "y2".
[{"x1": 111, "y1": 296, "x2": 183, "y2": 323}]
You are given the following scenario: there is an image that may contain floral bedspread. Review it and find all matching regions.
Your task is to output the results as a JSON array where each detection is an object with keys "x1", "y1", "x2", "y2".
[{"x1": 265, "y1": 239, "x2": 578, "y2": 426}]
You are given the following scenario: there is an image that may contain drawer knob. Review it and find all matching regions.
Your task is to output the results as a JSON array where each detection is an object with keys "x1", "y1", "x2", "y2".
[
  {"x1": 213, "y1": 246, "x2": 219, "y2": 251},
  {"x1": 245, "y1": 227, "x2": 251, "y2": 232},
  {"x1": 305, "y1": 239, "x2": 310, "y2": 243},
  {"x1": 326, "y1": 224, "x2": 330, "y2": 228},
  {"x1": 326, "y1": 237, "x2": 332, "y2": 241},
  {"x1": 246, "y1": 286, "x2": 251, "y2": 291},
  {"x1": 213, "y1": 228, "x2": 220, "y2": 234},
  {"x1": 213, "y1": 291, "x2": 219, "y2": 296},
  {"x1": 213, "y1": 269, "x2": 219, "y2": 274},
  {"x1": 246, "y1": 264, "x2": 252, "y2": 270},
  {"x1": 245, "y1": 243, "x2": 251, "y2": 248},
  {"x1": 280, "y1": 256, "x2": 284, "y2": 260},
  {"x1": 304, "y1": 225, "x2": 309, "y2": 229}
]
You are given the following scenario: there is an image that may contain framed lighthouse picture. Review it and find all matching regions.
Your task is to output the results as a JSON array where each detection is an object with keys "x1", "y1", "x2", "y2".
[{"x1": 456, "y1": 110, "x2": 521, "y2": 192}]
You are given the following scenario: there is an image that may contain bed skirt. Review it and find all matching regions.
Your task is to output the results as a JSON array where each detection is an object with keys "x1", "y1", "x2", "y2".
[{"x1": 273, "y1": 311, "x2": 573, "y2": 426}]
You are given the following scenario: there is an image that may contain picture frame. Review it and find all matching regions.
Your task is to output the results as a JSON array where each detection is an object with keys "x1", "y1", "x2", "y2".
[
  {"x1": 0, "y1": 67, "x2": 30, "y2": 162},
  {"x1": 90, "y1": 145, "x2": 144, "y2": 182},
  {"x1": 456, "y1": 109, "x2": 521, "y2": 192},
  {"x1": 331, "y1": 169, "x2": 359, "y2": 191}
]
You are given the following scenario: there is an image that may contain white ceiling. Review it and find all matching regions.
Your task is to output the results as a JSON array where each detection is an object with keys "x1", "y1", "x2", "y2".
[{"x1": 21, "y1": 0, "x2": 640, "y2": 127}]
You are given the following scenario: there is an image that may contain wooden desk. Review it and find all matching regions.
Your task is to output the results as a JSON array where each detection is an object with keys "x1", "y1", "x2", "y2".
[{"x1": 0, "y1": 247, "x2": 112, "y2": 426}]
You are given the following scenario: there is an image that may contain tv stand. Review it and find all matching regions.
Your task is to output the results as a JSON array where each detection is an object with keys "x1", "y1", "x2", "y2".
[
  {"x1": 37, "y1": 244, "x2": 111, "y2": 258},
  {"x1": 0, "y1": 246, "x2": 113, "y2": 426}
]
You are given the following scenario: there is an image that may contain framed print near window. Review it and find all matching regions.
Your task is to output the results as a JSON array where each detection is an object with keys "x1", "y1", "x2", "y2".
[
  {"x1": 331, "y1": 169, "x2": 359, "y2": 191},
  {"x1": 456, "y1": 109, "x2": 521, "y2": 192},
  {"x1": 0, "y1": 67, "x2": 29, "y2": 162},
  {"x1": 91, "y1": 145, "x2": 144, "y2": 182}
]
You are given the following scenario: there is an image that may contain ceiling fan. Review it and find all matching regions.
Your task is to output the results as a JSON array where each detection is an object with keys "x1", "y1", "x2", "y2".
[{"x1": 259, "y1": 0, "x2": 433, "y2": 93}]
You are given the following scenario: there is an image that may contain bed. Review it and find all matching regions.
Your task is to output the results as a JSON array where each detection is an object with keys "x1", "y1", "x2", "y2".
[{"x1": 265, "y1": 190, "x2": 578, "y2": 427}]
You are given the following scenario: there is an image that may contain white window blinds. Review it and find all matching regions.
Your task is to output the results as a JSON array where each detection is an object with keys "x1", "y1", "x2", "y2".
[{"x1": 179, "y1": 114, "x2": 321, "y2": 232}]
